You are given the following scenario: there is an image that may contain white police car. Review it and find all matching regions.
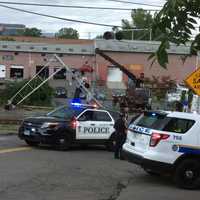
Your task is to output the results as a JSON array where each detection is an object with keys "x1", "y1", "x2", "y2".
[
  {"x1": 123, "y1": 111, "x2": 200, "y2": 189},
  {"x1": 19, "y1": 101, "x2": 120, "y2": 150}
]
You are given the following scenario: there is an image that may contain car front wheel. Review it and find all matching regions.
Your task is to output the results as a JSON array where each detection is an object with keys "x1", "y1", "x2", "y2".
[{"x1": 174, "y1": 159, "x2": 200, "y2": 189}]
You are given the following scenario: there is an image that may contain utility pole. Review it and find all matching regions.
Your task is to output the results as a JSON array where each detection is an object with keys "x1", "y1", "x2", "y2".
[
  {"x1": 196, "y1": 52, "x2": 200, "y2": 113},
  {"x1": 149, "y1": 28, "x2": 152, "y2": 41}
]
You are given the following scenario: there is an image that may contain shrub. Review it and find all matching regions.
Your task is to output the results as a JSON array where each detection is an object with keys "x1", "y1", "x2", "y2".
[{"x1": 0, "y1": 79, "x2": 54, "y2": 106}]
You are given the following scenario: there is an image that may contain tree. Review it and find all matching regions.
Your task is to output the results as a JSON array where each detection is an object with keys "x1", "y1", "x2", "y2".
[
  {"x1": 150, "y1": 0, "x2": 200, "y2": 68},
  {"x1": 101, "y1": 9, "x2": 160, "y2": 41},
  {"x1": 19, "y1": 27, "x2": 42, "y2": 37},
  {"x1": 55, "y1": 28, "x2": 79, "y2": 39},
  {"x1": 120, "y1": 9, "x2": 155, "y2": 40}
]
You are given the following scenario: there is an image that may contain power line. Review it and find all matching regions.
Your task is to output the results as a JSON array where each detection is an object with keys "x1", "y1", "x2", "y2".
[
  {"x1": 0, "y1": 1, "x2": 160, "y2": 11},
  {"x1": 0, "y1": 4, "x2": 122, "y2": 28},
  {"x1": 105, "y1": 0, "x2": 163, "y2": 8}
]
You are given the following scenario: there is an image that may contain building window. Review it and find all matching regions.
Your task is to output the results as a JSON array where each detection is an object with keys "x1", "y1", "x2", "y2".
[
  {"x1": 16, "y1": 46, "x2": 21, "y2": 49},
  {"x1": 10, "y1": 65, "x2": 24, "y2": 79},
  {"x1": 41, "y1": 53, "x2": 46, "y2": 57},
  {"x1": 2, "y1": 55, "x2": 14, "y2": 61},
  {"x1": 69, "y1": 48, "x2": 74, "y2": 52},
  {"x1": 53, "y1": 68, "x2": 66, "y2": 79},
  {"x1": 81, "y1": 49, "x2": 87, "y2": 52},
  {"x1": 30, "y1": 46, "x2": 34, "y2": 50},
  {"x1": 43, "y1": 47, "x2": 47, "y2": 50},
  {"x1": 56, "y1": 48, "x2": 61, "y2": 51},
  {"x1": 2, "y1": 45, "x2": 7, "y2": 48},
  {"x1": 36, "y1": 65, "x2": 49, "y2": 78},
  {"x1": 0, "y1": 64, "x2": 6, "y2": 79}
]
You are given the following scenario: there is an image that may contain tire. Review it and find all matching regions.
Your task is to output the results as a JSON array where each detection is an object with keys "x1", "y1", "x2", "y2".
[
  {"x1": 106, "y1": 134, "x2": 115, "y2": 152},
  {"x1": 25, "y1": 140, "x2": 39, "y2": 147},
  {"x1": 174, "y1": 159, "x2": 200, "y2": 189}
]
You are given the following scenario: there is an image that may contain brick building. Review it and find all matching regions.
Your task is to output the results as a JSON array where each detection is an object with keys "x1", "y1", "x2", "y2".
[
  {"x1": 0, "y1": 24, "x2": 25, "y2": 36},
  {"x1": 0, "y1": 37, "x2": 197, "y2": 91}
]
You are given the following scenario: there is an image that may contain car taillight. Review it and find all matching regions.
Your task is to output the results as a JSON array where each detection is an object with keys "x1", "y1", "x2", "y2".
[
  {"x1": 150, "y1": 132, "x2": 169, "y2": 147},
  {"x1": 70, "y1": 117, "x2": 78, "y2": 129}
]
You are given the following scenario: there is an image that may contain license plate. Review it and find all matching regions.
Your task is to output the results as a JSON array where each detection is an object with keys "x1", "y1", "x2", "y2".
[{"x1": 24, "y1": 130, "x2": 30, "y2": 136}]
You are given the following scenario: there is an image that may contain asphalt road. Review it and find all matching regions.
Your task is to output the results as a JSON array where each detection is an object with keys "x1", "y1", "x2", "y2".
[{"x1": 0, "y1": 135, "x2": 199, "y2": 200}]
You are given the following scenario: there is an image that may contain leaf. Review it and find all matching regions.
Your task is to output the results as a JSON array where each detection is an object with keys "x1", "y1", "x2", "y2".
[
  {"x1": 187, "y1": 23, "x2": 195, "y2": 30},
  {"x1": 188, "y1": 17, "x2": 197, "y2": 24}
]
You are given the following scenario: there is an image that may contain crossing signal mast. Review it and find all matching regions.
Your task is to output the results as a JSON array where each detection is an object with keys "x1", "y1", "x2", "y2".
[{"x1": 5, "y1": 54, "x2": 102, "y2": 110}]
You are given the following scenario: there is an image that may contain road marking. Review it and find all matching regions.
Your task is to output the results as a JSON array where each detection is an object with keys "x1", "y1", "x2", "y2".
[{"x1": 0, "y1": 147, "x2": 32, "y2": 154}]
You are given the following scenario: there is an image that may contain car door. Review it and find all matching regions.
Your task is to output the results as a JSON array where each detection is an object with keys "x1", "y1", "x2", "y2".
[{"x1": 76, "y1": 109, "x2": 114, "y2": 140}]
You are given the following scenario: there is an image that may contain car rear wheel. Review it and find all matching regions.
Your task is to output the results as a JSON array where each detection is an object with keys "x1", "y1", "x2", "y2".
[
  {"x1": 25, "y1": 140, "x2": 39, "y2": 147},
  {"x1": 174, "y1": 159, "x2": 200, "y2": 189}
]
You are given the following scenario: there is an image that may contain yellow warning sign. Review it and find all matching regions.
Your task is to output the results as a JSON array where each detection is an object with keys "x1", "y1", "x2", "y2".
[{"x1": 185, "y1": 67, "x2": 200, "y2": 96}]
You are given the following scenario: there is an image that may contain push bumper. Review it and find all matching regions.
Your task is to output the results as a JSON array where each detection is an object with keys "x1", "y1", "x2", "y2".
[
  {"x1": 18, "y1": 127, "x2": 58, "y2": 144},
  {"x1": 122, "y1": 149, "x2": 173, "y2": 174}
]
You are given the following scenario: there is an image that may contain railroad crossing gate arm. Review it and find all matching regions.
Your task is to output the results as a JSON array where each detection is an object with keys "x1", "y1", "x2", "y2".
[
  {"x1": 8, "y1": 54, "x2": 65, "y2": 106},
  {"x1": 55, "y1": 55, "x2": 104, "y2": 107},
  {"x1": 54, "y1": 54, "x2": 103, "y2": 108},
  {"x1": 95, "y1": 48, "x2": 137, "y2": 82},
  {"x1": 8, "y1": 54, "x2": 103, "y2": 108}
]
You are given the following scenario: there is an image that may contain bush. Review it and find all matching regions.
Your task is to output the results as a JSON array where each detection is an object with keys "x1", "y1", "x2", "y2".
[{"x1": 0, "y1": 79, "x2": 54, "y2": 106}]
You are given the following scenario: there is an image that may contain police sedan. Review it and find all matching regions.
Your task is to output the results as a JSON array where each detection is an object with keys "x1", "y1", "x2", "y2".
[{"x1": 18, "y1": 102, "x2": 120, "y2": 150}]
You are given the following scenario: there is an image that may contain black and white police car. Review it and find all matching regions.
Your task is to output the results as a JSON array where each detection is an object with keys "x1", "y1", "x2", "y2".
[
  {"x1": 123, "y1": 111, "x2": 200, "y2": 189},
  {"x1": 18, "y1": 101, "x2": 120, "y2": 150}
]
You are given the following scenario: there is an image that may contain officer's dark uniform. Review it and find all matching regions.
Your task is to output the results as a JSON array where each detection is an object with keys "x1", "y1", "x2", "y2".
[{"x1": 114, "y1": 115, "x2": 127, "y2": 159}]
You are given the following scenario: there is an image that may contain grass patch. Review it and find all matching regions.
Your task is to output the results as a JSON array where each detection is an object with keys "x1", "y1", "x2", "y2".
[{"x1": 0, "y1": 124, "x2": 19, "y2": 134}]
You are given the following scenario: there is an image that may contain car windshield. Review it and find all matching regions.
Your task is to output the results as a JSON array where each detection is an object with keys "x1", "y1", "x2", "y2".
[
  {"x1": 47, "y1": 106, "x2": 83, "y2": 120},
  {"x1": 134, "y1": 111, "x2": 195, "y2": 133}
]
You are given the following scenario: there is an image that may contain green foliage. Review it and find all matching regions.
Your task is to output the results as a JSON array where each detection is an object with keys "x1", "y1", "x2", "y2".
[
  {"x1": 55, "y1": 28, "x2": 79, "y2": 39},
  {"x1": 0, "y1": 79, "x2": 54, "y2": 106},
  {"x1": 150, "y1": 0, "x2": 199, "y2": 68},
  {"x1": 18, "y1": 27, "x2": 42, "y2": 37},
  {"x1": 119, "y1": 9, "x2": 160, "y2": 40}
]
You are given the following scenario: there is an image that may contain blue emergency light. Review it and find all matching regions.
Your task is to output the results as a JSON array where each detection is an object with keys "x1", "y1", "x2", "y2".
[{"x1": 70, "y1": 98, "x2": 82, "y2": 108}]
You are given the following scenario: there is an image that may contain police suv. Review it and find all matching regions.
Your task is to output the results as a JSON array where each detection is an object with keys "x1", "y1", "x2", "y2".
[
  {"x1": 123, "y1": 111, "x2": 200, "y2": 189},
  {"x1": 18, "y1": 102, "x2": 119, "y2": 150}
]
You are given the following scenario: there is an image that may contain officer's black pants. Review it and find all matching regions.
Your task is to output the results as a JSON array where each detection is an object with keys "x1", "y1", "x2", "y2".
[{"x1": 114, "y1": 135, "x2": 126, "y2": 159}]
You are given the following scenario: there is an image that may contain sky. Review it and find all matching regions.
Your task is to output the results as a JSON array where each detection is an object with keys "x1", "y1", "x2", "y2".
[{"x1": 0, "y1": 0, "x2": 166, "y2": 38}]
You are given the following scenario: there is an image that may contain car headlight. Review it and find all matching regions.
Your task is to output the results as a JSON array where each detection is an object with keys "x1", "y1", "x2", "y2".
[{"x1": 41, "y1": 122, "x2": 59, "y2": 129}]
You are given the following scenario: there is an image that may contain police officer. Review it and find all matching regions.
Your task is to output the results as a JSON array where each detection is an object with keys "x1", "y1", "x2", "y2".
[{"x1": 114, "y1": 113, "x2": 127, "y2": 159}]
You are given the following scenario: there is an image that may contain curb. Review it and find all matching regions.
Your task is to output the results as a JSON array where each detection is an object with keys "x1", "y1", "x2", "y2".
[{"x1": 0, "y1": 132, "x2": 17, "y2": 136}]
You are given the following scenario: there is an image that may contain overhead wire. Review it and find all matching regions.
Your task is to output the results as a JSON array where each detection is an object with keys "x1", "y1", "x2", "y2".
[
  {"x1": 105, "y1": 0, "x2": 163, "y2": 7},
  {"x1": 0, "y1": 4, "x2": 122, "y2": 28},
  {"x1": 0, "y1": 1, "x2": 161, "y2": 11}
]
